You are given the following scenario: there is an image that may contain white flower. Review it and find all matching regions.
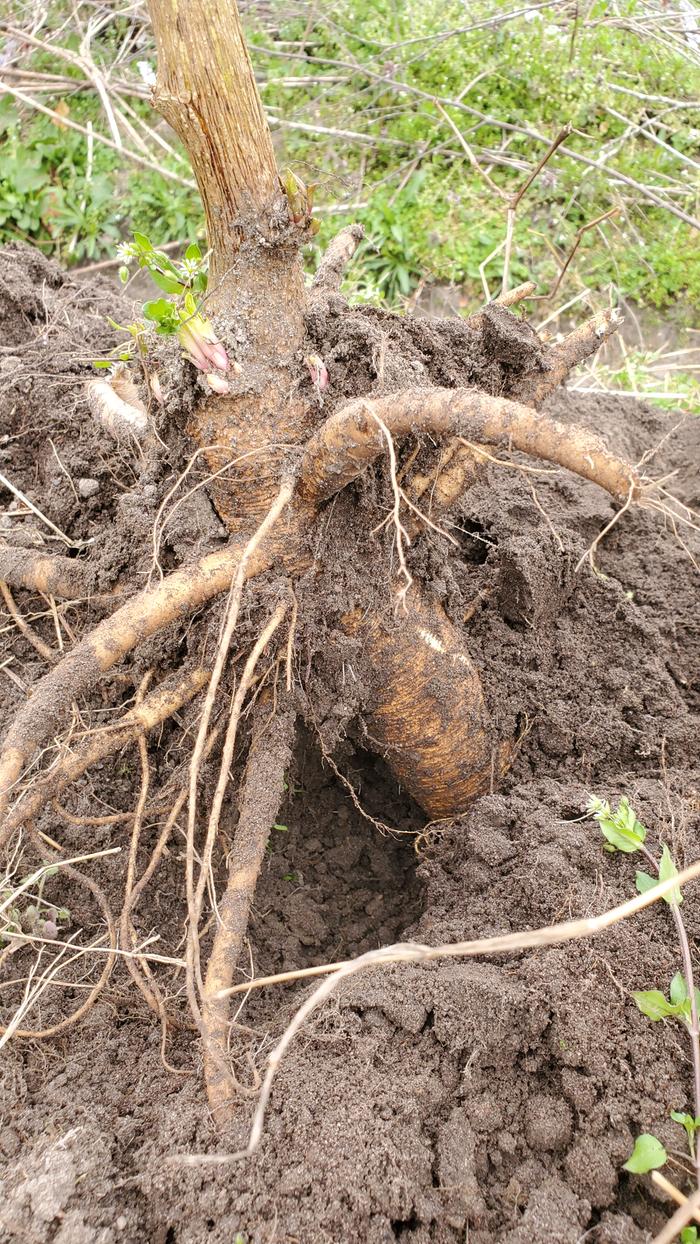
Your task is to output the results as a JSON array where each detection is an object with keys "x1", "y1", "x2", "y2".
[{"x1": 116, "y1": 242, "x2": 137, "y2": 264}]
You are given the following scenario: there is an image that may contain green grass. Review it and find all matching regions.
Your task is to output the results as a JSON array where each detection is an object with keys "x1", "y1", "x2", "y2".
[
  {"x1": 571, "y1": 344, "x2": 700, "y2": 414},
  {"x1": 1, "y1": 0, "x2": 698, "y2": 315}
]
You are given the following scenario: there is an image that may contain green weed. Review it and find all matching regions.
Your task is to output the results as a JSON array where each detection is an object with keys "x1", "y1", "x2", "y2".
[{"x1": 589, "y1": 795, "x2": 700, "y2": 1186}]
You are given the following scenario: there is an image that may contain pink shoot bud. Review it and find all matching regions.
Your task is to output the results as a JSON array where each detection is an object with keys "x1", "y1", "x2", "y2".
[
  {"x1": 177, "y1": 323, "x2": 210, "y2": 371},
  {"x1": 206, "y1": 373, "x2": 230, "y2": 395},
  {"x1": 149, "y1": 373, "x2": 164, "y2": 405},
  {"x1": 304, "y1": 354, "x2": 329, "y2": 392},
  {"x1": 207, "y1": 340, "x2": 229, "y2": 373},
  {"x1": 177, "y1": 312, "x2": 229, "y2": 373}
]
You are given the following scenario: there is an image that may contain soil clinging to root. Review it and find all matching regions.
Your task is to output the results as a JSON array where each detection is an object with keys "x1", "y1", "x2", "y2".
[{"x1": 0, "y1": 244, "x2": 699, "y2": 1244}]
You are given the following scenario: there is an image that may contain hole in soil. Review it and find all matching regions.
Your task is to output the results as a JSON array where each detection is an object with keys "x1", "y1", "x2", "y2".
[
  {"x1": 247, "y1": 727, "x2": 424, "y2": 980},
  {"x1": 391, "y1": 1213, "x2": 420, "y2": 1237},
  {"x1": 451, "y1": 517, "x2": 493, "y2": 564}
]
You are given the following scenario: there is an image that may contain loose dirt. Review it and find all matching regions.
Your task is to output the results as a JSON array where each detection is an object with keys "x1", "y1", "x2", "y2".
[{"x1": 0, "y1": 243, "x2": 698, "y2": 1244}]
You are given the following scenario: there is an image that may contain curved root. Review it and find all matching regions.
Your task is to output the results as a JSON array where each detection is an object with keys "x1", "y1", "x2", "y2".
[
  {"x1": 0, "y1": 535, "x2": 269, "y2": 826},
  {"x1": 299, "y1": 387, "x2": 641, "y2": 508},
  {"x1": 1, "y1": 667, "x2": 209, "y2": 847}
]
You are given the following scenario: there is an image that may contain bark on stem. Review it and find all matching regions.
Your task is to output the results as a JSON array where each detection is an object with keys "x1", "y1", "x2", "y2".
[
  {"x1": 148, "y1": 0, "x2": 280, "y2": 282},
  {"x1": 148, "y1": 0, "x2": 309, "y2": 529}
]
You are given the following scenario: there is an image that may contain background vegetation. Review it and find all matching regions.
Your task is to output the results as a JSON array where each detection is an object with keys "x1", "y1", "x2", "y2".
[{"x1": 0, "y1": 0, "x2": 698, "y2": 403}]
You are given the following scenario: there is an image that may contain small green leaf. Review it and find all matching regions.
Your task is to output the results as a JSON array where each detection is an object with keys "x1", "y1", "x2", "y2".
[
  {"x1": 143, "y1": 299, "x2": 174, "y2": 323},
  {"x1": 632, "y1": 990, "x2": 684, "y2": 1022},
  {"x1": 118, "y1": 265, "x2": 129, "y2": 284},
  {"x1": 670, "y1": 973, "x2": 688, "y2": 1006},
  {"x1": 147, "y1": 269, "x2": 184, "y2": 296},
  {"x1": 133, "y1": 231, "x2": 153, "y2": 252},
  {"x1": 635, "y1": 870, "x2": 657, "y2": 895},
  {"x1": 623, "y1": 1133, "x2": 667, "y2": 1174},
  {"x1": 589, "y1": 796, "x2": 647, "y2": 853},
  {"x1": 93, "y1": 359, "x2": 113, "y2": 369},
  {"x1": 185, "y1": 242, "x2": 202, "y2": 262},
  {"x1": 681, "y1": 1227, "x2": 698, "y2": 1243},
  {"x1": 273, "y1": 823, "x2": 288, "y2": 833},
  {"x1": 670, "y1": 1109, "x2": 699, "y2": 1158},
  {"x1": 659, "y1": 844, "x2": 682, "y2": 906}
]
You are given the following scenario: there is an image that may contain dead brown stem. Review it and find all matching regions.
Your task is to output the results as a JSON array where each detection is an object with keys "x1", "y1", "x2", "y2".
[
  {"x1": 502, "y1": 124, "x2": 572, "y2": 294},
  {"x1": 533, "y1": 207, "x2": 619, "y2": 303},
  {"x1": 311, "y1": 223, "x2": 365, "y2": 294}
]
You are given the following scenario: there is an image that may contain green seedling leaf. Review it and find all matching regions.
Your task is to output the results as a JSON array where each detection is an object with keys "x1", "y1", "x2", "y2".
[
  {"x1": 133, "y1": 232, "x2": 153, "y2": 252},
  {"x1": 273, "y1": 823, "x2": 288, "y2": 832},
  {"x1": 623, "y1": 1133, "x2": 667, "y2": 1174},
  {"x1": 670, "y1": 972, "x2": 688, "y2": 1006},
  {"x1": 118, "y1": 265, "x2": 129, "y2": 284},
  {"x1": 146, "y1": 269, "x2": 184, "y2": 296},
  {"x1": 185, "y1": 242, "x2": 202, "y2": 262},
  {"x1": 93, "y1": 359, "x2": 113, "y2": 369},
  {"x1": 588, "y1": 795, "x2": 647, "y2": 853},
  {"x1": 635, "y1": 870, "x2": 657, "y2": 895},
  {"x1": 632, "y1": 990, "x2": 685, "y2": 1022},
  {"x1": 143, "y1": 298, "x2": 173, "y2": 323},
  {"x1": 670, "y1": 1110, "x2": 700, "y2": 1158},
  {"x1": 681, "y1": 1227, "x2": 699, "y2": 1243},
  {"x1": 658, "y1": 843, "x2": 682, "y2": 905}
]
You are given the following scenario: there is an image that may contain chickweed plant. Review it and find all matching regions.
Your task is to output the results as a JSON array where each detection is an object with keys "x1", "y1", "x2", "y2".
[
  {"x1": 589, "y1": 796, "x2": 700, "y2": 1196},
  {"x1": 95, "y1": 233, "x2": 231, "y2": 392},
  {"x1": 1, "y1": 859, "x2": 70, "y2": 946}
]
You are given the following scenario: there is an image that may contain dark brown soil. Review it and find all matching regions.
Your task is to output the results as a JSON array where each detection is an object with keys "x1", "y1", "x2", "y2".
[{"x1": 0, "y1": 243, "x2": 699, "y2": 1244}]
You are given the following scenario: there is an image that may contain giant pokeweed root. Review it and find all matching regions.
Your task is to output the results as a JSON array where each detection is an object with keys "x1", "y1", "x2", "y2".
[{"x1": 0, "y1": 281, "x2": 683, "y2": 1126}]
